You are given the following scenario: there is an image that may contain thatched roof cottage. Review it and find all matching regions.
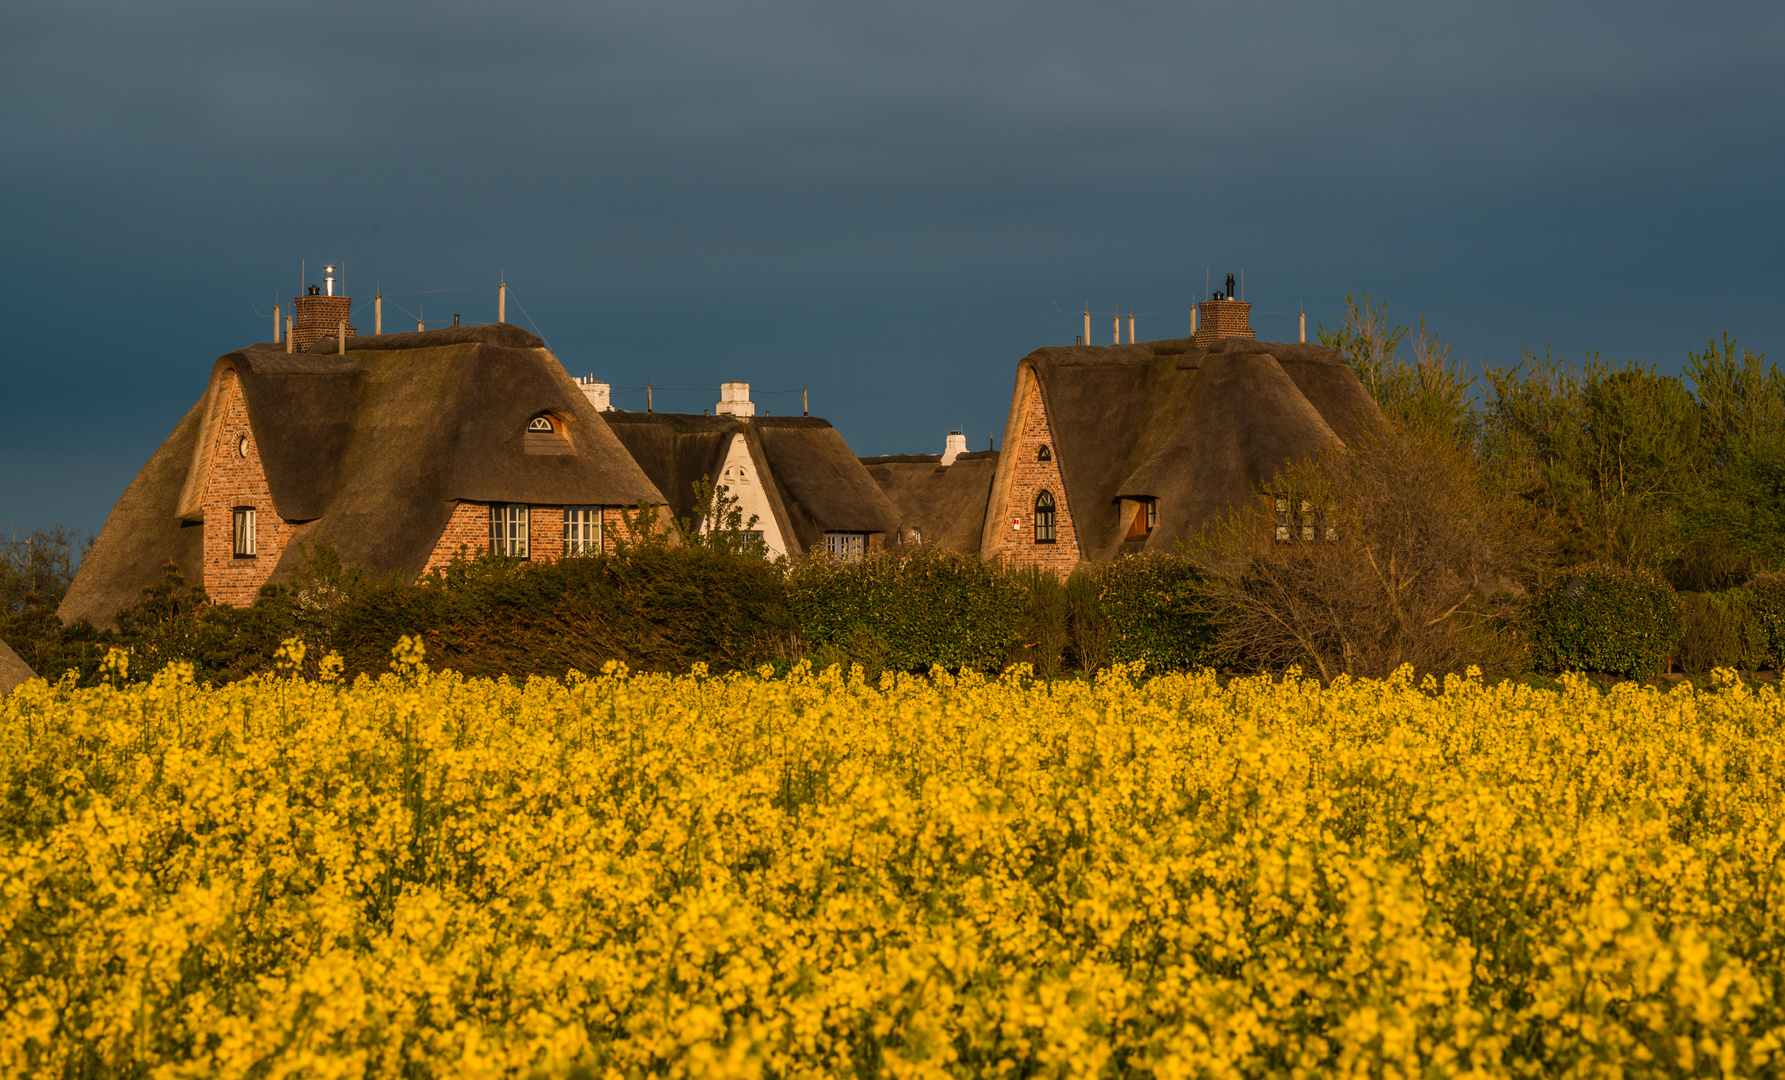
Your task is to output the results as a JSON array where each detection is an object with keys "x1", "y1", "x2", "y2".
[
  {"x1": 61, "y1": 323, "x2": 666, "y2": 626},
  {"x1": 977, "y1": 296, "x2": 1381, "y2": 573}
]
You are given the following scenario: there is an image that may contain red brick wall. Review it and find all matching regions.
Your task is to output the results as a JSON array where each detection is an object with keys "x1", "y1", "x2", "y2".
[
  {"x1": 987, "y1": 378, "x2": 1080, "y2": 576},
  {"x1": 1192, "y1": 299, "x2": 1255, "y2": 347},
  {"x1": 422, "y1": 500, "x2": 491, "y2": 574},
  {"x1": 421, "y1": 503, "x2": 643, "y2": 576},
  {"x1": 201, "y1": 372, "x2": 293, "y2": 606}
]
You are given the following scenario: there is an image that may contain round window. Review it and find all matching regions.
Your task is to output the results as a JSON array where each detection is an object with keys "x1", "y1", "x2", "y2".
[{"x1": 237, "y1": 435, "x2": 250, "y2": 458}]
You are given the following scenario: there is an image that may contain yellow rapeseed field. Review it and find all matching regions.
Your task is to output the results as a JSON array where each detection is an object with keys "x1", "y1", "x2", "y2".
[{"x1": 2, "y1": 642, "x2": 1783, "y2": 1079}]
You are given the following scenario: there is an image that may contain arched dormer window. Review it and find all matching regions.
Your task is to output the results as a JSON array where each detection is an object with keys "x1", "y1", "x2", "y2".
[
  {"x1": 1034, "y1": 490, "x2": 1056, "y2": 543},
  {"x1": 1037, "y1": 444, "x2": 1053, "y2": 462},
  {"x1": 525, "y1": 413, "x2": 573, "y2": 454}
]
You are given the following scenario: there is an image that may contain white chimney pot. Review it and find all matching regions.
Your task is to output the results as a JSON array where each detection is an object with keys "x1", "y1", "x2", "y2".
[
  {"x1": 576, "y1": 375, "x2": 612, "y2": 411},
  {"x1": 716, "y1": 380, "x2": 755, "y2": 418},
  {"x1": 941, "y1": 430, "x2": 968, "y2": 467}
]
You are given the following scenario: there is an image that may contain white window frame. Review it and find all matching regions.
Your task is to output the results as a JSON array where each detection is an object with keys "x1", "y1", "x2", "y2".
[
  {"x1": 824, "y1": 532, "x2": 866, "y2": 561},
  {"x1": 490, "y1": 504, "x2": 530, "y2": 558},
  {"x1": 233, "y1": 507, "x2": 256, "y2": 557},
  {"x1": 563, "y1": 505, "x2": 602, "y2": 555}
]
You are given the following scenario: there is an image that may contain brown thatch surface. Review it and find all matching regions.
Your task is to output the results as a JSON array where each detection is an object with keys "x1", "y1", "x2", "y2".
[
  {"x1": 862, "y1": 450, "x2": 999, "y2": 552},
  {"x1": 0, "y1": 638, "x2": 36, "y2": 695},
  {"x1": 985, "y1": 336, "x2": 1380, "y2": 562},
  {"x1": 605, "y1": 414, "x2": 900, "y2": 554},
  {"x1": 61, "y1": 327, "x2": 665, "y2": 627}
]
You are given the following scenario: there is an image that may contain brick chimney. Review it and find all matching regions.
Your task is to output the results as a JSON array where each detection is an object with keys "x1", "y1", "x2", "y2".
[
  {"x1": 715, "y1": 381, "x2": 755, "y2": 418},
  {"x1": 1191, "y1": 272, "x2": 1254, "y2": 348},
  {"x1": 292, "y1": 264, "x2": 356, "y2": 351}
]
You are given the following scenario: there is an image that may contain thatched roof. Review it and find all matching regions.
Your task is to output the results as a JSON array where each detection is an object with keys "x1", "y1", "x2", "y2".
[
  {"x1": 0, "y1": 638, "x2": 35, "y2": 696},
  {"x1": 61, "y1": 324, "x2": 667, "y2": 627},
  {"x1": 861, "y1": 450, "x2": 999, "y2": 552},
  {"x1": 985, "y1": 336, "x2": 1380, "y2": 563},
  {"x1": 605, "y1": 413, "x2": 901, "y2": 554}
]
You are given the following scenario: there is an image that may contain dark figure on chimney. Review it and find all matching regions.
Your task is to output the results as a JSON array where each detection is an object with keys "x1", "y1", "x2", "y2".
[{"x1": 1225, "y1": 274, "x2": 1236, "y2": 299}]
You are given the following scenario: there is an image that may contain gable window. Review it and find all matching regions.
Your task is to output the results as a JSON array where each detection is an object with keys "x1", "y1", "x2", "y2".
[
  {"x1": 563, "y1": 505, "x2": 602, "y2": 555},
  {"x1": 1037, "y1": 444, "x2": 1052, "y2": 462},
  {"x1": 232, "y1": 507, "x2": 256, "y2": 557},
  {"x1": 824, "y1": 532, "x2": 866, "y2": 561},
  {"x1": 524, "y1": 414, "x2": 573, "y2": 454},
  {"x1": 490, "y1": 504, "x2": 530, "y2": 557},
  {"x1": 1033, "y1": 490, "x2": 1056, "y2": 543}
]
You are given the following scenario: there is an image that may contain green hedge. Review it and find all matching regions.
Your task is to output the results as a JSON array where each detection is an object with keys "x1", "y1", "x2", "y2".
[
  {"x1": 1086, "y1": 555, "x2": 1219, "y2": 672},
  {"x1": 1673, "y1": 589, "x2": 1769, "y2": 674},
  {"x1": 1532, "y1": 564, "x2": 1682, "y2": 678},
  {"x1": 787, "y1": 546, "x2": 1027, "y2": 674}
]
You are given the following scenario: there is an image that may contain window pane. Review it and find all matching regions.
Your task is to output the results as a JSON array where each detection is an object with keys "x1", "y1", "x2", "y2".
[
  {"x1": 233, "y1": 508, "x2": 256, "y2": 557},
  {"x1": 825, "y1": 533, "x2": 864, "y2": 561}
]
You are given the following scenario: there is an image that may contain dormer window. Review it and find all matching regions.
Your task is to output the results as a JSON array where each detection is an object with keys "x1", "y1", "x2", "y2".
[
  {"x1": 524, "y1": 413, "x2": 573, "y2": 454},
  {"x1": 1123, "y1": 497, "x2": 1156, "y2": 540},
  {"x1": 1037, "y1": 444, "x2": 1052, "y2": 462}
]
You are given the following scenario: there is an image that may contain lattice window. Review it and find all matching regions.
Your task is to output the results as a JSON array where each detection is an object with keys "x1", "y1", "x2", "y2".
[
  {"x1": 563, "y1": 506, "x2": 602, "y2": 555},
  {"x1": 1034, "y1": 490, "x2": 1056, "y2": 543},
  {"x1": 490, "y1": 504, "x2": 530, "y2": 557},
  {"x1": 824, "y1": 532, "x2": 865, "y2": 561}
]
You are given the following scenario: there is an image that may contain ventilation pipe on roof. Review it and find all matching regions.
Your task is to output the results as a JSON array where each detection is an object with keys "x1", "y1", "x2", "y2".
[
  {"x1": 716, "y1": 381, "x2": 755, "y2": 418},
  {"x1": 942, "y1": 430, "x2": 967, "y2": 467}
]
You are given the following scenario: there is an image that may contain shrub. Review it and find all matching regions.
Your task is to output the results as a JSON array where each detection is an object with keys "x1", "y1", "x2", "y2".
[
  {"x1": 1011, "y1": 567, "x2": 1069, "y2": 679},
  {"x1": 1531, "y1": 563, "x2": 1682, "y2": 678},
  {"x1": 1745, "y1": 572, "x2": 1785, "y2": 670},
  {"x1": 1064, "y1": 567, "x2": 1110, "y2": 673},
  {"x1": 787, "y1": 547, "x2": 1027, "y2": 673},
  {"x1": 1673, "y1": 589, "x2": 1767, "y2": 674},
  {"x1": 1096, "y1": 555, "x2": 1219, "y2": 672},
  {"x1": 326, "y1": 545, "x2": 795, "y2": 678}
]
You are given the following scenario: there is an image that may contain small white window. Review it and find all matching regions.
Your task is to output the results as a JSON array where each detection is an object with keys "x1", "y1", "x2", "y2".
[
  {"x1": 528, "y1": 416, "x2": 555, "y2": 433},
  {"x1": 233, "y1": 507, "x2": 256, "y2": 557},
  {"x1": 563, "y1": 506, "x2": 602, "y2": 555},
  {"x1": 489, "y1": 504, "x2": 530, "y2": 557},
  {"x1": 824, "y1": 532, "x2": 866, "y2": 561},
  {"x1": 237, "y1": 435, "x2": 250, "y2": 458}
]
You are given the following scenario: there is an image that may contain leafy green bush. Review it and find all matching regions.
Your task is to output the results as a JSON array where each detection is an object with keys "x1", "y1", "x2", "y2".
[
  {"x1": 1095, "y1": 555, "x2": 1219, "y2": 672},
  {"x1": 1673, "y1": 589, "x2": 1767, "y2": 674},
  {"x1": 1531, "y1": 563, "x2": 1682, "y2": 678},
  {"x1": 1744, "y1": 572, "x2": 1785, "y2": 670},
  {"x1": 787, "y1": 546, "x2": 1027, "y2": 673}
]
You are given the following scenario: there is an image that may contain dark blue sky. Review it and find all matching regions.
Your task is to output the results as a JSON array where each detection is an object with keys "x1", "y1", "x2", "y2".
[{"x1": 4, "y1": 0, "x2": 1782, "y2": 539}]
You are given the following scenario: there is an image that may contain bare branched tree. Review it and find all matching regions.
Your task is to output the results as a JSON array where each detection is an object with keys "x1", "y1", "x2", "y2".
[{"x1": 1194, "y1": 420, "x2": 1543, "y2": 680}]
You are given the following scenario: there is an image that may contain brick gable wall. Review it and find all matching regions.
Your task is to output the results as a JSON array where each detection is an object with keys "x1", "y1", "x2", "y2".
[
  {"x1": 986, "y1": 377, "x2": 1080, "y2": 576},
  {"x1": 201, "y1": 372, "x2": 295, "y2": 606}
]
